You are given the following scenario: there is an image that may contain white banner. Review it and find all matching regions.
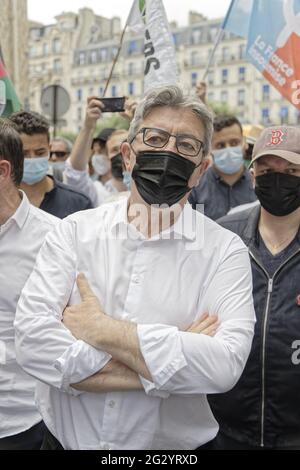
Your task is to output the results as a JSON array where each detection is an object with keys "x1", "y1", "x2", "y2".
[{"x1": 126, "y1": 0, "x2": 179, "y2": 94}]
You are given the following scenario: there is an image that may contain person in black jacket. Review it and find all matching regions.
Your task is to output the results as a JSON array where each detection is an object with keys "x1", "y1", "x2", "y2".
[
  {"x1": 208, "y1": 126, "x2": 300, "y2": 450},
  {"x1": 189, "y1": 115, "x2": 257, "y2": 220},
  {"x1": 9, "y1": 111, "x2": 93, "y2": 219}
]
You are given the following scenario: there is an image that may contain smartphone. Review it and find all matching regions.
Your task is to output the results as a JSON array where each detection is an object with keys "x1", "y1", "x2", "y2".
[{"x1": 97, "y1": 97, "x2": 126, "y2": 113}]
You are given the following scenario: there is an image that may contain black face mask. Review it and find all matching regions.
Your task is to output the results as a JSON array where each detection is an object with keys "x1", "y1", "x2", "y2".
[
  {"x1": 255, "y1": 172, "x2": 300, "y2": 217},
  {"x1": 111, "y1": 153, "x2": 124, "y2": 180},
  {"x1": 131, "y1": 150, "x2": 197, "y2": 206}
]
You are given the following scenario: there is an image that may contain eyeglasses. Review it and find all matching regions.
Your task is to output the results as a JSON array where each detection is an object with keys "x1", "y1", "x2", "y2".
[
  {"x1": 50, "y1": 151, "x2": 68, "y2": 158},
  {"x1": 132, "y1": 127, "x2": 204, "y2": 157}
]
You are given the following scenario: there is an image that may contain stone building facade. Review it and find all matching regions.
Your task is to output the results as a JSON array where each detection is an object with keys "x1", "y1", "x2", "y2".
[{"x1": 0, "y1": 0, "x2": 29, "y2": 104}]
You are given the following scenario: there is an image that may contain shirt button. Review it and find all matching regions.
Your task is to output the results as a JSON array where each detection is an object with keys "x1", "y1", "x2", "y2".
[{"x1": 109, "y1": 400, "x2": 116, "y2": 408}]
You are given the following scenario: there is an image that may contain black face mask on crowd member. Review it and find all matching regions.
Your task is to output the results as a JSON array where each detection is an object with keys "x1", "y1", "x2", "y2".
[
  {"x1": 111, "y1": 153, "x2": 124, "y2": 180},
  {"x1": 131, "y1": 150, "x2": 199, "y2": 207},
  {"x1": 255, "y1": 172, "x2": 300, "y2": 217}
]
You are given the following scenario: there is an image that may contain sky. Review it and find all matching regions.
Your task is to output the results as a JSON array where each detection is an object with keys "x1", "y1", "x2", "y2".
[{"x1": 27, "y1": 0, "x2": 232, "y2": 26}]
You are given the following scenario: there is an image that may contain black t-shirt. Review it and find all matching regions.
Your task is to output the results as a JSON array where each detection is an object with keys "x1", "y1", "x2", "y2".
[
  {"x1": 40, "y1": 176, "x2": 93, "y2": 219},
  {"x1": 256, "y1": 232, "x2": 299, "y2": 277}
]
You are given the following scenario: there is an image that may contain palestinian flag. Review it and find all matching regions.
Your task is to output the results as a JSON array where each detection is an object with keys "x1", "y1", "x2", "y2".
[{"x1": 0, "y1": 48, "x2": 21, "y2": 117}]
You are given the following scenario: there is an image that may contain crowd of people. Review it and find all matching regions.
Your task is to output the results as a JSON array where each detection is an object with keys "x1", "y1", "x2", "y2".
[{"x1": 0, "y1": 82, "x2": 299, "y2": 450}]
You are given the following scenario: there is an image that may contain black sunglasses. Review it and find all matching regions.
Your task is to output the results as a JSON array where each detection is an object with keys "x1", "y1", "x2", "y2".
[{"x1": 50, "y1": 151, "x2": 68, "y2": 158}]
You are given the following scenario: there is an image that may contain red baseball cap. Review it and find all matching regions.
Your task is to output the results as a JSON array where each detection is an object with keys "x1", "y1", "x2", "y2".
[{"x1": 251, "y1": 126, "x2": 300, "y2": 166}]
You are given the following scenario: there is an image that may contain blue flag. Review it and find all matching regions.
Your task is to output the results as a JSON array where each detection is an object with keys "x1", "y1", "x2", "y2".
[{"x1": 223, "y1": 0, "x2": 300, "y2": 111}]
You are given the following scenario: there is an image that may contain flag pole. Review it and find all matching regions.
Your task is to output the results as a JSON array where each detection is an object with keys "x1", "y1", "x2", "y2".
[
  {"x1": 103, "y1": 0, "x2": 147, "y2": 97},
  {"x1": 102, "y1": 21, "x2": 129, "y2": 97},
  {"x1": 202, "y1": 0, "x2": 235, "y2": 80}
]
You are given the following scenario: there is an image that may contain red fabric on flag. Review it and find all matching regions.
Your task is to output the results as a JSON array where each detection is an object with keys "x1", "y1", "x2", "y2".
[{"x1": 264, "y1": 32, "x2": 300, "y2": 111}]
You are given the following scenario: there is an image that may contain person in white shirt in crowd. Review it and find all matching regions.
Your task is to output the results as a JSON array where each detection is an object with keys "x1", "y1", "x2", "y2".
[
  {"x1": 48, "y1": 137, "x2": 73, "y2": 183},
  {"x1": 104, "y1": 129, "x2": 131, "y2": 201},
  {"x1": 0, "y1": 119, "x2": 58, "y2": 450},
  {"x1": 89, "y1": 127, "x2": 115, "y2": 182},
  {"x1": 64, "y1": 98, "x2": 136, "y2": 207},
  {"x1": 64, "y1": 123, "x2": 115, "y2": 206},
  {"x1": 15, "y1": 85, "x2": 255, "y2": 450}
]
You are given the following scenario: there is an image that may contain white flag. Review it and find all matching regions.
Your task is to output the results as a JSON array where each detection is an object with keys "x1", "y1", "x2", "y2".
[{"x1": 126, "y1": 0, "x2": 179, "y2": 94}]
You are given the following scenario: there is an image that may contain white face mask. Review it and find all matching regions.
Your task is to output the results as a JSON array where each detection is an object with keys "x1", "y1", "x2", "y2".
[
  {"x1": 92, "y1": 154, "x2": 111, "y2": 176},
  {"x1": 49, "y1": 161, "x2": 66, "y2": 173}
]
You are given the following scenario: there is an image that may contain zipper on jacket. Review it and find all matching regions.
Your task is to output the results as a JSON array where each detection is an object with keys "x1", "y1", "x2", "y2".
[{"x1": 249, "y1": 248, "x2": 300, "y2": 448}]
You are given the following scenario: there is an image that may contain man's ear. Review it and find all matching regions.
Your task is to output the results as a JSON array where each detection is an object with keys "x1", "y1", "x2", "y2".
[
  {"x1": 0, "y1": 160, "x2": 11, "y2": 182},
  {"x1": 121, "y1": 142, "x2": 133, "y2": 172},
  {"x1": 188, "y1": 156, "x2": 209, "y2": 188}
]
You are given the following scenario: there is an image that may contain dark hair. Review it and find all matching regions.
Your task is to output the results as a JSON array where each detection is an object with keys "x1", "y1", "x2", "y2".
[
  {"x1": 0, "y1": 119, "x2": 24, "y2": 186},
  {"x1": 9, "y1": 111, "x2": 50, "y2": 141},
  {"x1": 213, "y1": 115, "x2": 243, "y2": 135}
]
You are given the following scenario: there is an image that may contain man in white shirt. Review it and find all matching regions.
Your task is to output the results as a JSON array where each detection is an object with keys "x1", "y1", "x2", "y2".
[
  {"x1": 0, "y1": 120, "x2": 58, "y2": 449},
  {"x1": 15, "y1": 85, "x2": 255, "y2": 450}
]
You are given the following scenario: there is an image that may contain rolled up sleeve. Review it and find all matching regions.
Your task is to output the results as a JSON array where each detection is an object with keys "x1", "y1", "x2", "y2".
[
  {"x1": 137, "y1": 239, "x2": 256, "y2": 396},
  {"x1": 64, "y1": 160, "x2": 99, "y2": 207},
  {"x1": 14, "y1": 219, "x2": 111, "y2": 395}
]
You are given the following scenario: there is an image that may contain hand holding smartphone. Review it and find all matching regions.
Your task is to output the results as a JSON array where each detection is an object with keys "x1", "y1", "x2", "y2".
[{"x1": 96, "y1": 97, "x2": 126, "y2": 113}]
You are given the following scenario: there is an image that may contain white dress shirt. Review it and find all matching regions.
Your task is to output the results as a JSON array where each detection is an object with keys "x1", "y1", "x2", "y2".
[
  {"x1": 64, "y1": 159, "x2": 116, "y2": 207},
  {"x1": 15, "y1": 197, "x2": 255, "y2": 450},
  {"x1": 0, "y1": 191, "x2": 58, "y2": 439}
]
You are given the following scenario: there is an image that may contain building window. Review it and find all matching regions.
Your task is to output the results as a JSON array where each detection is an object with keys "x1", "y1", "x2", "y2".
[
  {"x1": 43, "y1": 43, "x2": 49, "y2": 56},
  {"x1": 99, "y1": 87, "x2": 104, "y2": 96},
  {"x1": 29, "y1": 46, "x2": 36, "y2": 58},
  {"x1": 208, "y1": 92, "x2": 214, "y2": 102},
  {"x1": 90, "y1": 51, "x2": 98, "y2": 64},
  {"x1": 191, "y1": 29, "x2": 202, "y2": 45},
  {"x1": 207, "y1": 70, "x2": 214, "y2": 86},
  {"x1": 53, "y1": 59, "x2": 62, "y2": 73},
  {"x1": 128, "y1": 82, "x2": 135, "y2": 96},
  {"x1": 262, "y1": 84, "x2": 270, "y2": 101},
  {"x1": 111, "y1": 85, "x2": 117, "y2": 97},
  {"x1": 221, "y1": 90, "x2": 228, "y2": 103},
  {"x1": 77, "y1": 89, "x2": 83, "y2": 102},
  {"x1": 262, "y1": 108, "x2": 270, "y2": 125},
  {"x1": 78, "y1": 108, "x2": 82, "y2": 121},
  {"x1": 191, "y1": 72, "x2": 198, "y2": 87},
  {"x1": 89, "y1": 87, "x2": 94, "y2": 96},
  {"x1": 100, "y1": 49, "x2": 108, "y2": 62},
  {"x1": 210, "y1": 26, "x2": 218, "y2": 41},
  {"x1": 79, "y1": 52, "x2": 85, "y2": 66},
  {"x1": 239, "y1": 67, "x2": 246, "y2": 82},
  {"x1": 280, "y1": 106, "x2": 289, "y2": 124},
  {"x1": 172, "y1": 34, "x2": 179, "y2": 47},
  {"x1": 128, "y1": 40, "x2": 138, "y2": 55},
  {"x1": 111, "y1": 47, "x2": 118, "y2": 59},
  {"x1": 221, "y1": 47, "x2": 230, "y2": 62},
  {"x1": 222, "y1": 69, "x2": 228, "y2": 84},
  {"x1": 237, "y1": 89, "x2": 246, "y2": 106},
  {"x1": 52, "y1": 38, "x2": 61, "y2": 54}
]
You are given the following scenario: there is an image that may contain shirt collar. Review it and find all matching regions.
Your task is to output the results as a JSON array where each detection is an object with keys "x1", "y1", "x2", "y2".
[
  {"x1": 110, "y1": 196, "x2": 196, "y2": 242},
  {"x1": 10, "y1": 191, "x2": 31, "y2": 230}
]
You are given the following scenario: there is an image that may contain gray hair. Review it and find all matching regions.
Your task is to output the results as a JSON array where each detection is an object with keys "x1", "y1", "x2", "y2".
[
  {"x1": 128, "y1": 85, "x2": 213, "y2": 156},
  {"x1": 52, "y1": 136, "x2": 73, "y2": 153}
]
